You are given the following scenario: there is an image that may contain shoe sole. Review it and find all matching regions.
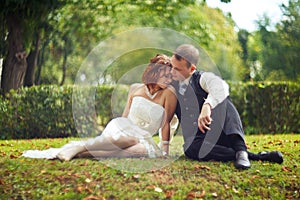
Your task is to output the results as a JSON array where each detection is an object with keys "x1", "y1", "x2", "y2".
[{"x1": 234, "y1": 163, "x2": 251, "y2": 170}]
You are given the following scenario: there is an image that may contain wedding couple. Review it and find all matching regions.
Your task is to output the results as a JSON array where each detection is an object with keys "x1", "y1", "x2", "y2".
[{"x1": 23, "y1": 44, "x2": 283, "y2": 169}]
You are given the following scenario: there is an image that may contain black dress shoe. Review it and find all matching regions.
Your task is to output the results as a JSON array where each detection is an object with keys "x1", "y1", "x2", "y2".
[
  {"x1": 258, "y1": 151, "x2": 284, "y2": 164},
  {"x1": 235, "y1": 151, "x2": 251, "y2": 169}
]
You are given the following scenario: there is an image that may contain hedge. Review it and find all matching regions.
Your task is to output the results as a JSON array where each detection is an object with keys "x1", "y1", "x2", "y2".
[
  {"x1": 0, "y1": 82, "x2": 299, "y2": 139},
  {"x1": 229, "y1": 81, "x2": 300, "y2": 134},
  {"x1": 0, "y1": 85, "x2": 128, "y2": 139}
]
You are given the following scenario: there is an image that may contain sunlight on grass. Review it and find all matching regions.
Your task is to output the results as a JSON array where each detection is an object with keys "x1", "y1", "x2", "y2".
[{"x1": 0, "y1": 134, "x2": 299, "y2": 199}]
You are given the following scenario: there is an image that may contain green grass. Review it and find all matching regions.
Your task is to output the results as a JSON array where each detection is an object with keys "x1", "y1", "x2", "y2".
[{"x1": 0, "y1": 134, "x2": 299, "y2": 199}]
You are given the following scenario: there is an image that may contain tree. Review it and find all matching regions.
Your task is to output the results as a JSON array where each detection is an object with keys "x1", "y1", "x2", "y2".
[
  {"x1": 76, "y1": 0, "x2": 244, "y2": 81},
  {"x1": 277, "y1": 0, "x2": 300, "y2": 80},
  {"x1": 237, "y1": 29, "x2": 251, "y2": 80},
  {"x1": 248, "y1": 0, "x2": 300, "y2": 81},
  {"x1": 1, "y1": 0, "x2": 236, "y2": 90},
  {"x1": 0, "y1": 0, "x2": 64, "y2": 94}
]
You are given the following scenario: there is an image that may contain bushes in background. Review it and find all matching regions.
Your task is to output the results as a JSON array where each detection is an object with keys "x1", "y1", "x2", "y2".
[
  {"x1": 0, "y1": 85, "x2": 127, "y2": 139},
  {"x1": 229, "y1": 81, "x2": 300, "y2": 134},
  {"x1": 0, "y1": 82, "x2": 299, "y2": 139}
]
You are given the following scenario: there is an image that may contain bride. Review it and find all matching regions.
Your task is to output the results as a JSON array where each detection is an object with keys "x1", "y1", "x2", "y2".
[{"x1": 22, "y1": 54, "x2": 177, "y2": 161}]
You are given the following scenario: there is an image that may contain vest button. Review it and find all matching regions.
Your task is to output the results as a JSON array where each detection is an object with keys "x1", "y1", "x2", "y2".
[
  {"x1": 185, "y1": 107, "x2": 189, "y2": 110},
  {"x1": 190, "y1": 114, "x2": 194, "y2": 118},
  {"x1": 193, "y1": 122, "x2": 197, "y2": 126}
]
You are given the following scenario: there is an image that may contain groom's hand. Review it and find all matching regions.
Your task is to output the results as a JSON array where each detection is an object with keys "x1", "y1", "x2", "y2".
[{"x1": 198, "y1": 104, "x2": 212, "y2": 133}]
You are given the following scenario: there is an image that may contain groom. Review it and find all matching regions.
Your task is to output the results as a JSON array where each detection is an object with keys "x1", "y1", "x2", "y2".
[{"x1": 170, "y1": 44, "x2": 283, "y2": 169}]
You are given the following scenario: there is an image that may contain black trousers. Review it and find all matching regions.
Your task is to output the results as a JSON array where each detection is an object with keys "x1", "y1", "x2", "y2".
[{"x1": 184, "y1": 97, "x2": 247, "y2": 162}]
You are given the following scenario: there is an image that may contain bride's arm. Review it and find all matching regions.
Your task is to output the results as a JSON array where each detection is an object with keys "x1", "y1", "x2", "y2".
[
  {"x1": 122, "y1": 83, "x2": 141, "y2": 117},
  {"x1": 160, "y1": 86, "x2": 177, "y2": 155}
]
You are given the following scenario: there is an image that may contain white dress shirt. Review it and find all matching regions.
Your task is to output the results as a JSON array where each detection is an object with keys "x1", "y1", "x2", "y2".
[
  {"x1": 200, "y1": 72, "x2": 229, "y2": 108},
  {"x1": 180, "y1": 71, "x2": 229, "y2": 109}
]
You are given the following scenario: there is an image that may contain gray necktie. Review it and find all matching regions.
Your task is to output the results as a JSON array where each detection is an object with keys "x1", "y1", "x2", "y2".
[{"x1": 179, "y1": 82, "x2": 187, "y2": 95}]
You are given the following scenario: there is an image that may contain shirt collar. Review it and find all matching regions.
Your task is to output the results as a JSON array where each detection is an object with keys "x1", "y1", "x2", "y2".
[{"x1": 179, "y1": 70, "x2": 195, "y2": 85}]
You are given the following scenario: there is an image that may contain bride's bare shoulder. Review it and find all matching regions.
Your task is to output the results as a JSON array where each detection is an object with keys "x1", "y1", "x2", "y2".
[{"x1": 164, "y1": 85, "x2": 176, "y2": 95}]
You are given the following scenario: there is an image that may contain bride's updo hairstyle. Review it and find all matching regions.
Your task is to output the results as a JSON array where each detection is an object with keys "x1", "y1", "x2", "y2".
[{"x1": 142, "y1": 54, "x2": 172, "y2": 85}]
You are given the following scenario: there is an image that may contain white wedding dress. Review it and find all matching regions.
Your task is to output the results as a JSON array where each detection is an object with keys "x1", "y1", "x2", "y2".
[{"x1": 22, "y1": 96, "x2": 166, "y2": 159}]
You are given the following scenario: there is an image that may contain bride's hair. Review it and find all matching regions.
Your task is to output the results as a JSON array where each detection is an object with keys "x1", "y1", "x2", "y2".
[{"x1": 142, "y1": 54, "x2": 172, "y2": 85}]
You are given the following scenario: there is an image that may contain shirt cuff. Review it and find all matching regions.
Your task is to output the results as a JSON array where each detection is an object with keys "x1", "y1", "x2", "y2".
[{"x1": 204, "y1": 95, "x2": 218, "y2": 109}]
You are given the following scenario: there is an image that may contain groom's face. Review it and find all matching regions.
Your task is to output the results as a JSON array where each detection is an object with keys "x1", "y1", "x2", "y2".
[{"x1": 170, "y1": 55, "x2": 192, "y2": 81}]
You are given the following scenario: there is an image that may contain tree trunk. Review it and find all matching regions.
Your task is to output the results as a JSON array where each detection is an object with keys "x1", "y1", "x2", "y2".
[
  {"x1": 35, "y1": 39, "x2": 47, "y2": 85},
  {"x1": 24, "y1": 31, "x2": 41, "y2": 87},
  {"x1": 60, "y1": 45, "x2": 68, "y2": 86},
  {"x1": 1, "y1": 14, "x2": 27, "y2": 94}
]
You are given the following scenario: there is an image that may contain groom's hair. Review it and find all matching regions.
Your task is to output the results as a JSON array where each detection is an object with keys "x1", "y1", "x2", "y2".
[{"x1": 174, "y1": 44, "x2": 199, "y2": 67}]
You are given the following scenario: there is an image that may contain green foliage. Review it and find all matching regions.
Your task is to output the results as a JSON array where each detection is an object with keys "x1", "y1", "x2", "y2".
[
  {"x1": 35, "y1": 0, "x2": 246, "y2": 85},
  {"x1": 229, "y1": 81, "x2": 300, "y2": 134},
  {"x1": 246, "y1": 0, "x2": 300, "y2": 81},
  {"x1": 0, "y1": 0, "x2": 65, "y2": 57},
  {"x1": 277, "y1": 0, "x2": 300, "y2": 80},
  {"x1": 0, "y1": 82, "x2": 299, "y2": 139},
  {"x1": 36, "y1": 0, "x2": 201, "y2": 85},
  {"x1": 0, "y1": 85, "x2": 128, "y2": 139},
  {"x1": 1, "y1": 86, "x2": 75, "y2": 139}
]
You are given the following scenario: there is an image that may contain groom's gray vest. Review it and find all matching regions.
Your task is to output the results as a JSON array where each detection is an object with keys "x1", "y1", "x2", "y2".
[{"x1": 174, "y1": 71, "x2": 208, "y2": 151}]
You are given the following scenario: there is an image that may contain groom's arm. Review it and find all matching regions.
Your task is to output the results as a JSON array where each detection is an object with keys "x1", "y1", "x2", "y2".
[
  {"x1": 198, "y1": 72, "x2": 229, "y2": 133},
  {"x1": 200, "y1": 72, "x2": 229, "y2": 109}
]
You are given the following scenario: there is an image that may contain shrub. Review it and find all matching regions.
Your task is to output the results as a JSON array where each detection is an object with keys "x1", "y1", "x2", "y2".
[
  {"x1": 0, "y1": 85, "x2": 128, "y2": 139},
  {"x1": 229, "y1": 81, "x2": 300, "y2": 134},
  {"x1": 0, "y1": 82, "x2": 299, "y2": 139}
]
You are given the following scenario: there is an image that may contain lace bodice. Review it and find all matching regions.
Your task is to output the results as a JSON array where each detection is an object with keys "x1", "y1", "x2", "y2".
[{"x1": 128, "y1": 96, "x2": 165, "y2": 136}]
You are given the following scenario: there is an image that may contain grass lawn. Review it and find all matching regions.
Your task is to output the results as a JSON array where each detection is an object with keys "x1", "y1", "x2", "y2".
[{"x1": 0, "y1": 134, "x2": 299, "y2": 199}]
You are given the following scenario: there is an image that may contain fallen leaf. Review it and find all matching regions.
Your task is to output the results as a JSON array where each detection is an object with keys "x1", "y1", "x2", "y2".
[
  {"x1": 187, "y1": 190, "x2": 205, "y2": 199},
  {"x1": 282, "y1": 166, "x2": 292, "y2": 172},
  {"x1": 197, "y1": 190, "x2": 206, "y2": 198},
  {"x1": 86, "y1": 187, "x2": 93, "y2": 193},
  {"x1": 224, "y1": 184, "x2": 230, "y2": 189},
  {"x1": 165, "y1": 190, "x2": 174, "y2": 199},
  {"x1": 194, "y1": 165, "x2": 211, "y2": 171},
  {"x1": 76, "y1": 186, "x2": 84, "y2": 193},
  {"x1": 50, "y1": 161, "x2": 57, "y2": 165},
  {"x1": 262, "y1": 163, "x2": 270, "y2": 166},
  {"x1": 10, "y1": 154, "x2": 19, "y2": 159},
  {"x1": 83, "y1": 195, "x2": 104, "y2": 200},
  {"x1": 155, "y1": 187, "x2": 163, "y2": 193},
  {"x1": 85, "y1": 178, "x2": 92, "y2": 183},
  {"x1": 73, "y1": 173, "x2": 80, "y2": 178},
  {"x1": 146, "y1": 185, "x2": 156, "y2": 189},
  {"x1": 250, "y1": 175, "x2": 260, "y2": 182},
  {"x1": 80, "y1": 161, "x2": 89, "y2": 166},
  {"x1": 212, "y1": 192, "x2": 218, "y2": 197},
  {"x1": 132, "y1": 174, "x2": 140, "y2": 180},
  {"x1": 232, "y1": 187, "x2": 239, "y2": 193}
]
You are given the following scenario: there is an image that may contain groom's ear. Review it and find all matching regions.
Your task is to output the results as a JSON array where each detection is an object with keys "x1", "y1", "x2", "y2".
[{"x1": 190, "y1": 64, "x2": 196, "y2": 72}]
